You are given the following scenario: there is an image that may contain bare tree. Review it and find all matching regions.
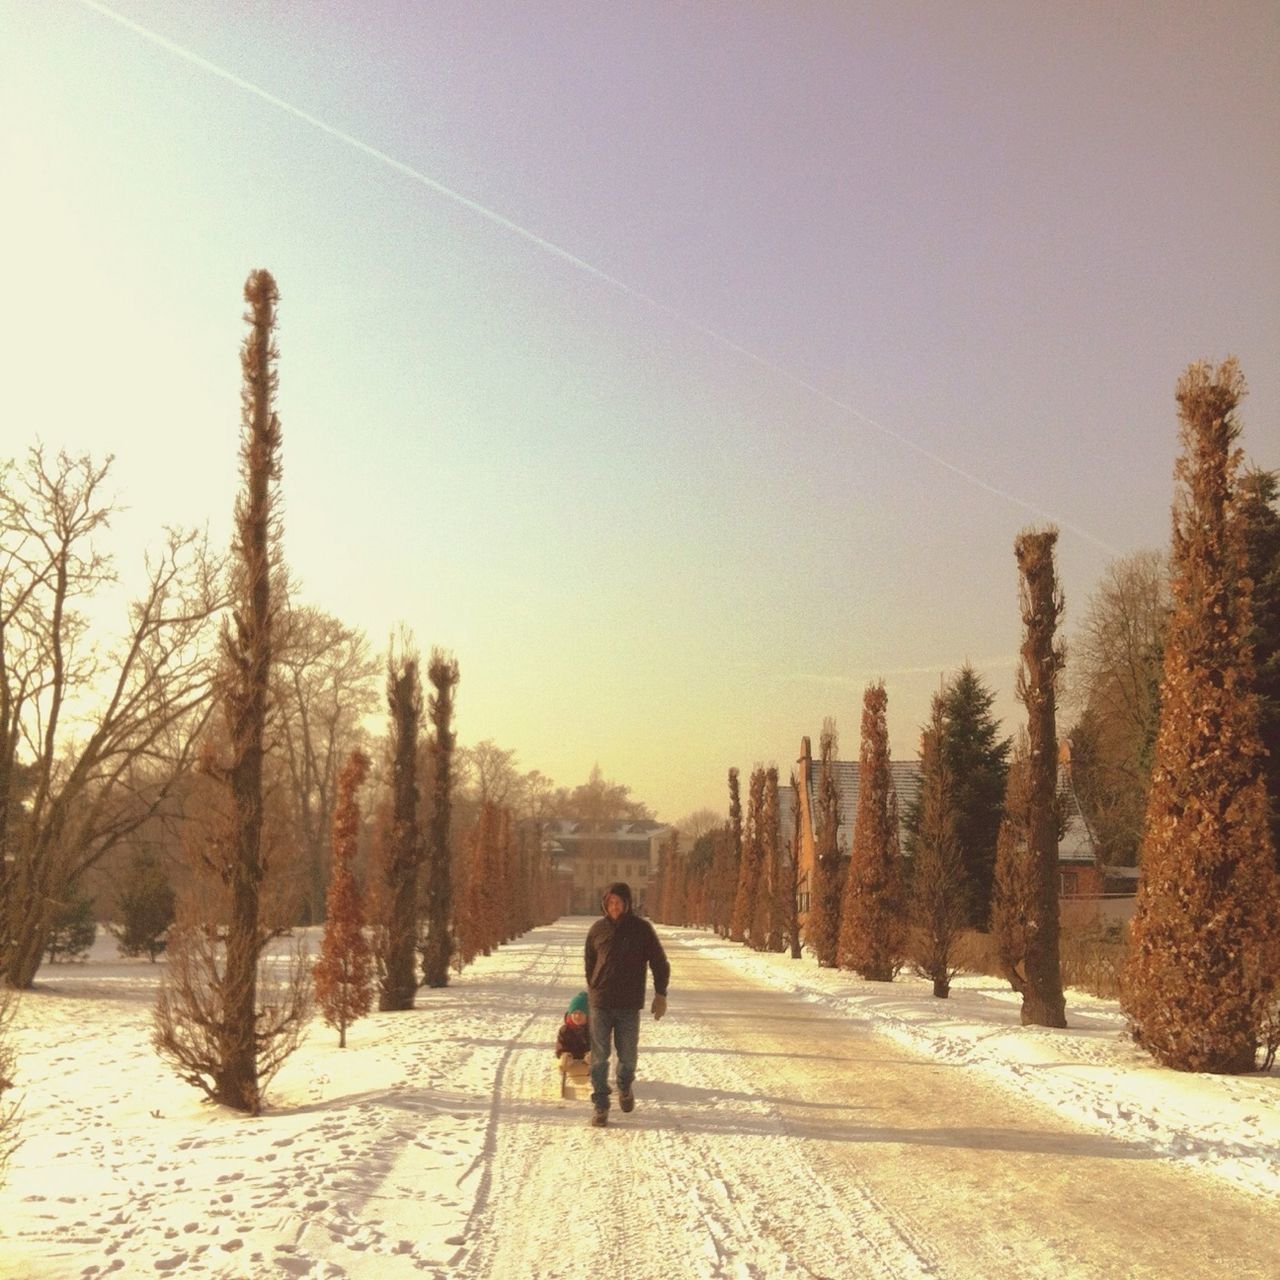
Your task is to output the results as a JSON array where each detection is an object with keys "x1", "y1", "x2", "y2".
[
  {"x1": 420, "y1": 648, "x2": 459, "y2": 987},
  {"x1": 1067, "y1": 550, "x2": 1169, "y2": 867},
  {"x1": 0, "y1": 988, "x2": 20, "y2": 1180},
  {"x1": 0, "y1": 448, "x2": 221, "y2": 988},
  {"x1": 1123, "y1": 359, "x2": 1280, "y2": 1071},
  {"x1": 1014, "y1": 527, "x2": 1067, "y2": 1029},
  {"x1": 274, "y1": 605, "x2": 379, "y2": 924},
  {"x1": 461, "y1": 739, "x2": 520, "y2": 807}
]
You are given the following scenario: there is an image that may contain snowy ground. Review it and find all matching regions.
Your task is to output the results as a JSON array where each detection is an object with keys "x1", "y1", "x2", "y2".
[{"x1": 1, "y1": 920, "x2": 1276, "y2": 1279}]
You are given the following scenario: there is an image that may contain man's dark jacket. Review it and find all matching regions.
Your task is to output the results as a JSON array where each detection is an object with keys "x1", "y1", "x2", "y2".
[{"x1": 585, "y1": 883, "x2": 670, "y2": 1010}]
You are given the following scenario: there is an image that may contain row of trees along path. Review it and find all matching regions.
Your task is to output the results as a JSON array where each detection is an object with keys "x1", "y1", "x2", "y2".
[{"x1": 651, "y1": 358, "x2": 1278, "y2": 1076}]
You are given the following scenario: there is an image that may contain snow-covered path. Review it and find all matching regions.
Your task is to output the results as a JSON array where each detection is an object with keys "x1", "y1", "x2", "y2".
[
  {"x1": 3, "y1": 920, "x2": 1278, "y2": 1279},
  {"x1": 456, "y1": 929, "x2": 1278, "y2": 1280}
]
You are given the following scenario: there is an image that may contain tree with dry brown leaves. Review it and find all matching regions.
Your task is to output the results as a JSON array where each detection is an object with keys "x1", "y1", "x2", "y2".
[
  {"x1": 1123, "y1": 358, "x2": 1280, "y2": 1071},
  {"x1": 154, "y1": 270, "x2": 308, "y2": 1113},
  {"x1": 990, "y1": 736, "x2": 1035, "y2": 993},
  {"x1": 806, "y1": 720, "x2": 843, "y2": 967},
  {"x1": 838, "y1": 683, "x2": 905, "y2": 980},
  {"x1": 730, "y1": 767, "x2": 765, "y2": 945},
  {"x1": 313, "y1": 751, "x2": 373, "y2": 1047}
]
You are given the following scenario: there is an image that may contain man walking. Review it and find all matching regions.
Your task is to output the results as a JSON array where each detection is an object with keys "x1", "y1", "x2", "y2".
[{"x1": 584, "y1": 882, "x2": 670, "y2": 1127}]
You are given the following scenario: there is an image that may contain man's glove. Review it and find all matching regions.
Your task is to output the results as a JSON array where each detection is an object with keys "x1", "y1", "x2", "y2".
[{"x1": 651, "y1": 994, "x2": 667, "y2": 1020}]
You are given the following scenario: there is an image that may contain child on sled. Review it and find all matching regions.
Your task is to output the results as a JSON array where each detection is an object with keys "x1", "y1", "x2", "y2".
[{"x1": 556, "y1": 990, "x2": 590, "y2": 1073}]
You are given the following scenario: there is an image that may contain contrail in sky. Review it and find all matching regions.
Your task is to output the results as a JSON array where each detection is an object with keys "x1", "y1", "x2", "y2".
[{"x1": 77, "y1": 0, "x2": 1116, "y2": 556}]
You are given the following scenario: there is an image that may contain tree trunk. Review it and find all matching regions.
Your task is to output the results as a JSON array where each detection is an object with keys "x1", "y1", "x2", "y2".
[{"x1": 1015, "y1": 528, "x2": 1067, "y2": 1029}]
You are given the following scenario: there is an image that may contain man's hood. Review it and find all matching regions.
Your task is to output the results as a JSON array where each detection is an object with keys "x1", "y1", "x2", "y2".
[{"x1": 601, "y1": 881, "x2": 633, "y2": 914}]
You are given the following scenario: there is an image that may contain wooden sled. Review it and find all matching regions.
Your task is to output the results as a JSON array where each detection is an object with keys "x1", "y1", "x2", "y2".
[{"x1": 559, "y1": 1057, "x2": 591, "y2": 1100}]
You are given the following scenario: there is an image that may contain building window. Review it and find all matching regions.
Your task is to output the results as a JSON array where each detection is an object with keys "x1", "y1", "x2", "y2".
[{"x1": 1060, "y1": 870, "x2": 1079, "y2": 898}]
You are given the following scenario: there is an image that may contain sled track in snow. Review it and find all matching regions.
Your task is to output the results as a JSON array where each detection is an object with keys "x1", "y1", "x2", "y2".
[{"x1": 451, "y1": 928, "x2": 944, "y2": 1280}]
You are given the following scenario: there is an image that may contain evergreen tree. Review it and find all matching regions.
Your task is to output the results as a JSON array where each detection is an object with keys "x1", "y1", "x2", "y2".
[
  {"x1": 1123, "y1": 359, "x2": 1280, "y2": 1072},
  {"x1": 838, "y1": 683, "x2": 905, "y2": 980},
  {"x1": 806, "y1": 721, "x2": 843, "y2": 967},
  {"x1": 313, "y1": 751, "x2": 373, "y2": 1048},
  {"x1": 44, "y1": 890, "x2": 96, "y2": 963},
  {"x1": 1014, "y1": 527, "x2": 1067, "y2": 1028},
  {"x1": 908, "y1": 694, "x2": 969, "y2": 997},
  {"x1": 114, "y1": 852, "x2": 176, "y2": 961},
  {"x1": 938, "y1": 665, "x2": 1010, "y2": 927},
  {"x1": 420, "y1": 649, "x2": 459, "y2": 987}
]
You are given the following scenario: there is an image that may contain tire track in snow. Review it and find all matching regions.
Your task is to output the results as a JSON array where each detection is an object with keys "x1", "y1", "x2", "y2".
[{"x1": 648, "y1": 940, "x2": 942, "y2": 1280}]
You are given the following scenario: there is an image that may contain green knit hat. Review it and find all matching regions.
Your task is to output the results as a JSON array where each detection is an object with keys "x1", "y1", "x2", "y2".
[{"x1": 567, "y1": 991, "x2": 588, "y2": 1016}]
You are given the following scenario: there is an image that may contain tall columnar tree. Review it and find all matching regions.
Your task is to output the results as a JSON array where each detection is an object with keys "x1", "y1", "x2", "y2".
[
  {"x1": 1238, "y1": 467, "x2": 1280, "y2": 866},
  {"x1": 909, "y1": 694, "x2": 969, "y2": 997},
  {"x1": 1123, "y1": 359, "x2": 1280, "y2": 1072},
  {"x1": 420, "y1": 649, "x2": 460, "y2": 987},
  {"x1": 990, "y1": 737, "x2": 1035, "y2": 993},
  {"x1": 806, "y1": 720, "x2": 843, "y2": 967},
  {"x1": 750, "y1": 767, "x2": 781, "y2": 951},
  {"x1": 785, "y1": 772, "x2": 803, "y2": 958},
  {"x1": 155, "y1": 270, "x2": 307, "y2": 1114},
  {"x1": 313, "y1": 750, "x2": 373, "y2": 1047},
  {"x1": 761, "y1": 767, "x2": 786, "y2": 953},
  {"x1": 838, "y1": 684, "x2": 905, "y2": 980},
  {"x1": 938, "y1": 665, "x2": 1010, "y2": 927},
  {"x1": 379, "y1": 640, "x2": 423, "y2": 1011},
  {"x1": 1014, "y1": 527, "x2": 1067, "y2": 1028},
  {"x1": 730, "y1": 767, "x2": 766, "y2": 945},
  {"x1": 707, "y1": 823, "x2": 735, "y2": 937},
  {"x1": 459, "y1": 801, "x2": 505, "y2": 962},
  {"x1": 714, "y1": 767, "x2": 744, "y2": 937}
]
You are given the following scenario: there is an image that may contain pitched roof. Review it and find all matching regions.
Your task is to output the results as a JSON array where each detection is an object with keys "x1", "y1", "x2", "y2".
[
  {"x1": 1057, "y1": 768, "x2": 1098, "y2": 864},
  {"x1": 806, "y1": 760, "x2": 922, "y2": 852}
]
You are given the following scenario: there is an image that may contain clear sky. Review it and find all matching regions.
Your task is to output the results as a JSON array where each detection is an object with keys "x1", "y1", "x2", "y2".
[{"x1": 3, "y1": 1, "x2": 1277, "y2": 823}]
